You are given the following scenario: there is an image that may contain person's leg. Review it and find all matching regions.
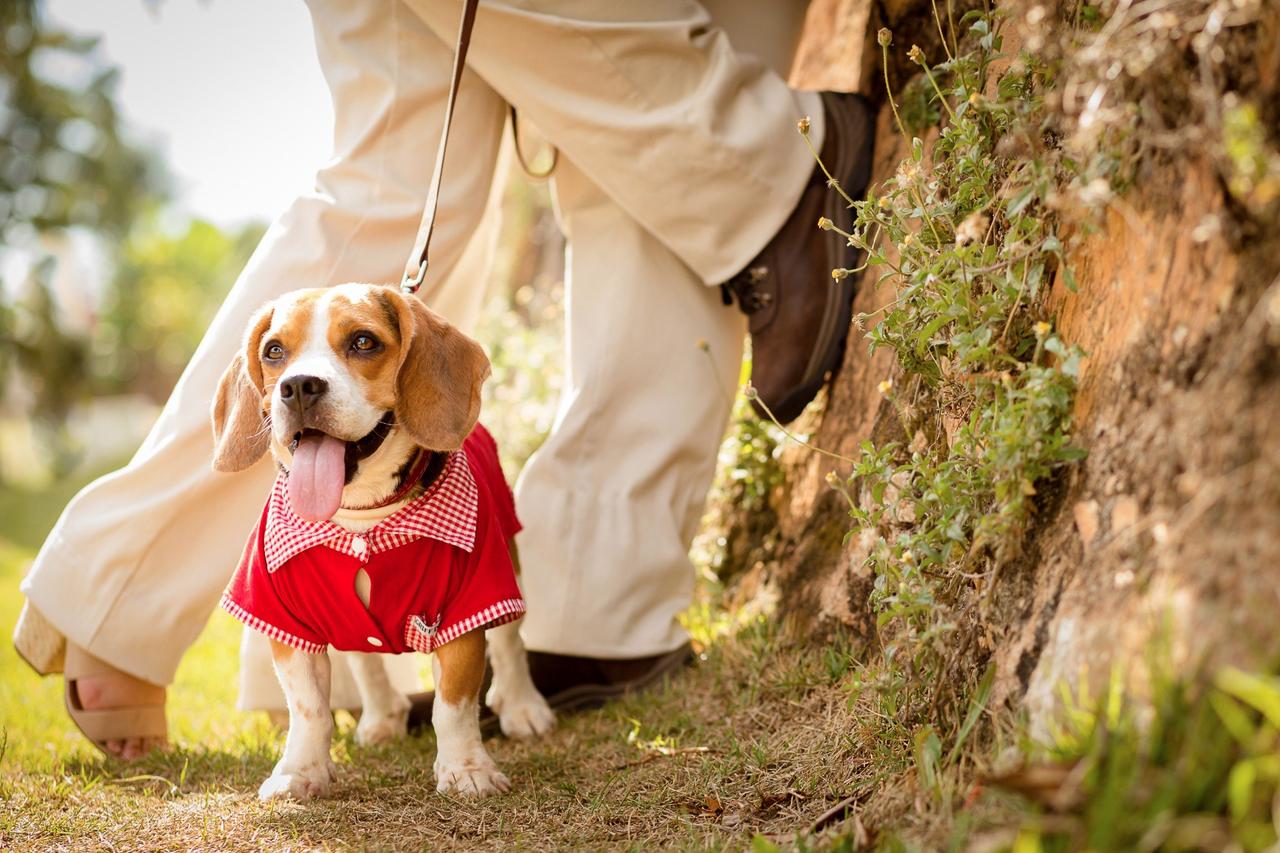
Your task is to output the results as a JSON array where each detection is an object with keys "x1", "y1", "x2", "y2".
[
  {"x1": 14, "y1": 0, "x2": 506, "y2": 756},
  {"x1": 514, "y1": 154, "x2": 744, "y2": 661},
  {"x1": 510, "y1": 0, "x2": 816, "y2": 669}
]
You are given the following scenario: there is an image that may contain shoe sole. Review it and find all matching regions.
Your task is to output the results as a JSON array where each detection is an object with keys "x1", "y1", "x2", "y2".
[{"x1": 760, "y1": 93, "x2": 875, "y2": 425}]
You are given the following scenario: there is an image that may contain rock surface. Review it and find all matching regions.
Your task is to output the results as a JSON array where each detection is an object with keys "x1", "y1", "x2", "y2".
[{"x1": 733, "y1": 0, "x2": 1280, "y2": 729}]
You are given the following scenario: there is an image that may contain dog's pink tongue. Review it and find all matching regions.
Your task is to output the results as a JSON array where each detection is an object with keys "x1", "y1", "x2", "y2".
[{"x1": 288, "y1": 433, "x2": 346, "y2": 522}]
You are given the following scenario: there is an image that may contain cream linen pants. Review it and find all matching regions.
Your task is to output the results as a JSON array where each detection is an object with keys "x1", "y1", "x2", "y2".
[{"x1": 17, "y1": 0, "x2": 821, "y2": 708}]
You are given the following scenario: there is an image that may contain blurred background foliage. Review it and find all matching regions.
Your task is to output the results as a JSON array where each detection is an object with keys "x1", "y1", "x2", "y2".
[
  {"x1": 1, "y1": 0, "x2": 169, "y2": 477},
  {"x1": 0, "y1": 0, "x2": 565, "y2": 496}
]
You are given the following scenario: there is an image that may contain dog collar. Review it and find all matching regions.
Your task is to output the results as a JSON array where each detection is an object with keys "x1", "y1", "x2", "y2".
[{"x1": 342, "y1": 449, "x2": 436, "y2": 513}]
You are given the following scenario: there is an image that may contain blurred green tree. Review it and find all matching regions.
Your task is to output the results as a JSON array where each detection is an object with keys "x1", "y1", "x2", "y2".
[
  {"x1": 0, "y1": 0, "x2": 163, "y2": 240},
  {"x1": 97, "y1": 218, "x2": 265, "y2": 400},
  {"x1": 0, "y1": 0, "x2": 169, "y2": 476}
]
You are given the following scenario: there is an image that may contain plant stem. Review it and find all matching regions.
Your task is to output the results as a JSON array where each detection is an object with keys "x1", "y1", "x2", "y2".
[
  {"x1": 882, "y1": 43, "x2": 909, "y2": 141},
  {"x1": 931, "y1": 0, "x2": 954, "y2": 62},
  {"x1": 922, "y1": 65, "x2": 958, "y2": 122},
  {"x1": 802, "y1": 132, "x2": 858, "y2": 209}
]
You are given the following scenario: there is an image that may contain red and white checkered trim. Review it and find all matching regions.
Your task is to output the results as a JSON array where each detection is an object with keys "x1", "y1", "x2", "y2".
[
  {"x1": 263, "y1": 449, "x2": 478, "y2": 572},
  {"x1": 403, "y1": 598, "x2": 526, "y2": 653},
  {"x1": 220, "y1": 592, "x2": 327, "y2": 654}
]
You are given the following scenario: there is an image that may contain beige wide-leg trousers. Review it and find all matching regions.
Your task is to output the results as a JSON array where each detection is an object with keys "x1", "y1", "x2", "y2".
[{"x1": 17, "y1": 0, "x2": 820, "y2": 705}]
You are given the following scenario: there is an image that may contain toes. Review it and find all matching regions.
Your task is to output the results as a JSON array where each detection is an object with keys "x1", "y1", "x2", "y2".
[
  {"x1": 258, "y1": 771, "x2": 331, "y2": 802},
  {"x1": 355, "y1": 713, "x2": 408, "y2": 747},
  {"x1": 104, "y1": 739, "x2": 125, "y2": 757},
  {"x1": 435, "y1": 762, "x2": 510, "y2": 798},
  {"x1": 498, "y1": 700, "x2": 556, "y2": 740}
]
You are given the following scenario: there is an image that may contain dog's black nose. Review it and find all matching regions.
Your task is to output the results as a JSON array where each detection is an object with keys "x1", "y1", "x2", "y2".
[{"x1": 279, "y1": 375, "x2": 329, "y2": 412}]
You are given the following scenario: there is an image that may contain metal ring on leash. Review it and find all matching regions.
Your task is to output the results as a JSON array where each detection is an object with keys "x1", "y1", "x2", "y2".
[{"x1": 402, "y1": 259, "x2": 428, "y2": 294}]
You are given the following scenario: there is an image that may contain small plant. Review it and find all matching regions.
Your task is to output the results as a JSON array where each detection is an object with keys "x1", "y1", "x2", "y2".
[{"x1": 812, "y1": 6, "x2": 1086, "y2": 743}]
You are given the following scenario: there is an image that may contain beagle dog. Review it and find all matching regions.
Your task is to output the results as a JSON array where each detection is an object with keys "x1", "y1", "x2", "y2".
[{"x1": 211, "y1": 283, "x2": 554, "y2": 801}]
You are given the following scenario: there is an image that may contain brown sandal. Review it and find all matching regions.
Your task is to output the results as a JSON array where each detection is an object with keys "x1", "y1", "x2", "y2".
[{"x1": 63, "y1": 645, "x2": 168, "y2": 756}]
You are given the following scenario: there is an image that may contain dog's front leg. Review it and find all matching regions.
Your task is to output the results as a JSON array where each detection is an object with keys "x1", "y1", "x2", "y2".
[
  {"x1": 345, "y1": 653, "x2": 411, "y2": 746},
  {"x1": 432, "y1": 630, "x2": 510, "y2": 797},
  {"x1": 259, "y1": 640, "x2": 336, "y2": 801}
]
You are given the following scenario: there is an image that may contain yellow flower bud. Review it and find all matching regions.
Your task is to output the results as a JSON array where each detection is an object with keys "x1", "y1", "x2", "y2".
[
  {"x1": 877, "y1": 28, "x2": 892, "y2": 48},
  {"x1": 817, "y1": 216, "x2": 834, "y2": 231},
  {"x1": 878, "y1": 378, "x2": 893, "y2": 395},
  {"x1": 797, "y1": 116, "x2": 811, "y2": 135}
]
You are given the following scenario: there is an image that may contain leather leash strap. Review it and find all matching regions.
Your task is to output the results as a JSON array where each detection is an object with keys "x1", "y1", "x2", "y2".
[{"x1": 402, "y1": 0, "x2": 480, "y2": 295}]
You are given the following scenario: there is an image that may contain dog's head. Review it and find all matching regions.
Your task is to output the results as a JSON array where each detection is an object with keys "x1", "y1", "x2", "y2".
[{"x1": 210, "y1": 284, "x2": 490, "y2": 520}]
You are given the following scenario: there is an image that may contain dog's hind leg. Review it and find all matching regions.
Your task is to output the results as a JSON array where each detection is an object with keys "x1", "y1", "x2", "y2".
[
  {"x1": 485, "y1": 539, "x2": 554, "y2": 738},
  {"x1": 259, "y1": 641, "x2": 336, "y2": 802},
  {"x1": 346, "y1": 653, "x2": 411, "y2": 746},
  {"x1": 485, "y1": 616, "x2": 555, "y2": 739},
  {"x1": 432, "y1": 630, "x2": 510, "y2": 797}
]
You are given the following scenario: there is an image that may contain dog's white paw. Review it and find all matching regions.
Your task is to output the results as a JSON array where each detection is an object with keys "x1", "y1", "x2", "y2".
[
  {"x1": 434, "y1": 755, "x2": 511, "y2": 798},
  {"x1": 355, "y1": 700, "x2": 410, "y2": 747},
  {"x1": 491, "y1": 691, "x2": 556, "y2": 740},
  {"x1": 258, "y1": 761, "x2": 335, "y2": 802}
]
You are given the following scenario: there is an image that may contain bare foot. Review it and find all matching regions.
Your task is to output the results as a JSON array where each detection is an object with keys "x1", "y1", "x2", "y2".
[{"x1": 71, "y1": 672, "x2": 168, "y2": 760}]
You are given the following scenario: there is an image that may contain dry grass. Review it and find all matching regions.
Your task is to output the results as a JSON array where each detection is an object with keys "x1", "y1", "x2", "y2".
[{"x1": 0, "y1": 537, "x2": 893, "y2": 851}]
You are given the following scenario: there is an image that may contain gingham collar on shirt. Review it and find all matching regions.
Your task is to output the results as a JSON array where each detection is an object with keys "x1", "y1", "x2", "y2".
[{"x1": 263, "y1": 449, "x2": 478, "y2": 572}]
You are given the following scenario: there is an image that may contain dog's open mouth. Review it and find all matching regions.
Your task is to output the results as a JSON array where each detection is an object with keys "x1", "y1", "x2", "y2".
[{"x1": 287, "y1": 416, "x2": 394, "y2": 522}]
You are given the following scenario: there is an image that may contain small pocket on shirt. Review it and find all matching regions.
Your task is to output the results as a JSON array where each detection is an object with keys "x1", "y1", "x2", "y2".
[
  {"x1": 411, "y1": 613, "x2": 442, "y2": 639},
  {"x1": 405, "y1": 612, "x2": 444, "y2": 653}
]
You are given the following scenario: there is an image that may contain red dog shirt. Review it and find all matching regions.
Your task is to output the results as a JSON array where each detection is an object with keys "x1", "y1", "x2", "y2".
[{"x1": 222, "y1": 425, "x2": 524, "y2": 655}]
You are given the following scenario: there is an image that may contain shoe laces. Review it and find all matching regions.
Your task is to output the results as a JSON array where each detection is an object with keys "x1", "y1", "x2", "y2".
[{"x1": 720, "y1": 265, "x2": 774, "y2": 314}]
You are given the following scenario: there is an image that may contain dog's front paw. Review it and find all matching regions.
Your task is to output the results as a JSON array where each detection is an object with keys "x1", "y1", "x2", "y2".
[
  {"x1": 355, "y1": 697, "x2": 410, "y2": 747},
  {"x1": 434, "y1": 754, "x2": 511, "y2": 798},
  {"x1": 488, "y1": 687, "x2": 556, "y2": 740},
  {"x1": 258, "y1": 761, "x2": 335, "y2": 802}
]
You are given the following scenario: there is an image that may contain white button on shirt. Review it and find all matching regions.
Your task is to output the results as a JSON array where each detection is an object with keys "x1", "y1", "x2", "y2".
[
  {"x1": 367, "y1": 636, "x2": 383, "y2": 647},
  {"x1": 351, "y1": 536, "x2": 368, "y2": 557}
]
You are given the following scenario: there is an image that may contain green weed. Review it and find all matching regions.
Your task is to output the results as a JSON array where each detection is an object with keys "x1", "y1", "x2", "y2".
[{"x1": 820, "y1": 7, "x2": 1085, "y2": 739}]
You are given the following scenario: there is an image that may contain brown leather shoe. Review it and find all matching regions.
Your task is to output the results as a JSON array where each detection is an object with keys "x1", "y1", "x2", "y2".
[
  {"x1": 722, "y1": 91, "x2": 876, "y2": 424},
  {"x1": 406, "y1": 643, "x2": 694, "y2": 735}
]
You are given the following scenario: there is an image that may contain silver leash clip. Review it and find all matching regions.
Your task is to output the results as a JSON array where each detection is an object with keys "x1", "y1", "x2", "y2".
[{"x1": 401, "y1": 259, "x2": 428, "y2": 294}]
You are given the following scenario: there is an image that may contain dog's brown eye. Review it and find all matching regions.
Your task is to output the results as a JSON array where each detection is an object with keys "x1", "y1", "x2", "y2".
[
  {"x1": 264, "y1": 342, "x2": 285, "y2": 361},
  {"x1": 351, "y1": 334, "x2": 379, "y2": 353}
]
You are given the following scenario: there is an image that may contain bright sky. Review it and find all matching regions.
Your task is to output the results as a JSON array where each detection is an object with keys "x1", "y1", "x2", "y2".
[{"x1": 45, "y1": 0, "x2": 333, "y2": 227}]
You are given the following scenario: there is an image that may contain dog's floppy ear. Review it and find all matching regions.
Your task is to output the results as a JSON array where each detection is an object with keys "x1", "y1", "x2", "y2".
[
  {"x1": 211, "y1": 304, "x2": 274, "y2": 473},
  {"x1": 391, "y1": 291, "x2": 490, "y2": 452}
]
